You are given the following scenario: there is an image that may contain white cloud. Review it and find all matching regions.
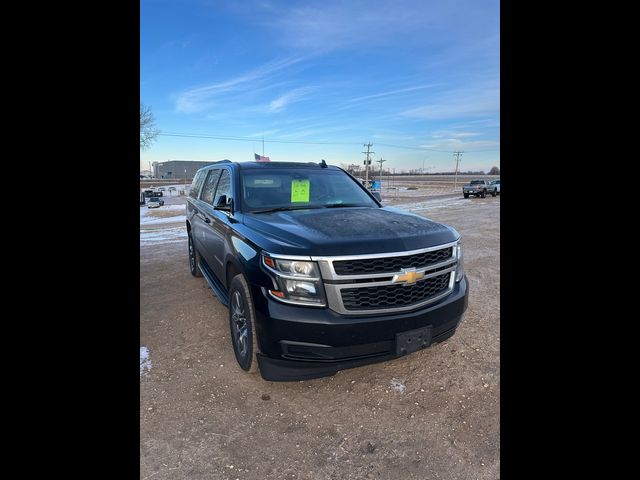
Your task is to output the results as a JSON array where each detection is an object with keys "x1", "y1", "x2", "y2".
[
  {"x1": 267, "y1": 87, "x2": 316, "y2": 112},
  {"x1": 174, "y1": 57, "x2": 303, "y2": 113},
  {"x1": 401, "y1": 87, "x2": 499, "y2": 121},
  {"x1": 347, "y1": 84, "x2": 440, "y2": 104}
]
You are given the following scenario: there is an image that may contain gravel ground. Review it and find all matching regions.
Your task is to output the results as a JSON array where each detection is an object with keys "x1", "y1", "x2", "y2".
[{"x1": 140, "y1": 195, "x2": 500, "y2": 480}]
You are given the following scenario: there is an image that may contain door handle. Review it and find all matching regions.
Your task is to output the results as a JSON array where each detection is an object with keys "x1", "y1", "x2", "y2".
[{"x1": 203, "y1": 217, "x2": 211, "y2": 224}]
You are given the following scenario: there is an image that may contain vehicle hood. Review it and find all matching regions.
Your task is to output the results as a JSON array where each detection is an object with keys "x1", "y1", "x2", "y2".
[{"x1": 240, "y1": 207, "x2": 458, "y2": 257}]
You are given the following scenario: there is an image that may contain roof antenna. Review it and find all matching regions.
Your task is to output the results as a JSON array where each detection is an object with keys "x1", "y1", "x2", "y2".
[{"x1": 319, "y1": 159, "x2": 327, "y2": 168}]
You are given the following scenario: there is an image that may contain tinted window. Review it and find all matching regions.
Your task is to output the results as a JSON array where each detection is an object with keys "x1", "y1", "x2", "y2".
[
  {"x1": 213, "y1": 169, "x2": 231, "y2": 206},
  {"x1": 201, "y1": 169, "x2": 222, "y2": 204},
  {"x1": 241, "y1": 169, "x2": 377, "y2": 212},
  {"x1": 190, "y1": 171, "x2": 207, "y2": 199},
  {"x1": 470, "y1": 180, "x2": 484, "y2": 185}
]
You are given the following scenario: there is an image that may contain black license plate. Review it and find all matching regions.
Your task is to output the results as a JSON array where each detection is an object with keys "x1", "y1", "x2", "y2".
[{"x1": 396, "y1": 326, "x2": 432, "y2": 356}]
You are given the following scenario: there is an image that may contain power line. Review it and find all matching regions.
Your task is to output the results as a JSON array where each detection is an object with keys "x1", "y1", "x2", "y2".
[
  {"x1": 155, "y1": 131, "x2": 499, "y2": 152},
  {"x1": 158, "y1": 131, "x2": 356, "y2": 146},
  {"x1": 375, "y1": 142, "x2": 455, "y2": 153}
]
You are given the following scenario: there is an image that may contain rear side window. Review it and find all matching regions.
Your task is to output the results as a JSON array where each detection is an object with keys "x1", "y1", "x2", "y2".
[
  {"x1": 213, "y1": 169, "x2": 231, "y2": 206},
  {"x1": 190, "y1": 171, "x2": 206, "y2": 199},
  {"x1": 201, "y1": 169, "x2": 222, "y2": 204}
]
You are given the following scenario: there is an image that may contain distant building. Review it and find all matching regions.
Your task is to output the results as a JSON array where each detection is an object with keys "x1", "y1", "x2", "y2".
[{"x1": 152, "y1": 160, "x2": 225, "y2": 180}]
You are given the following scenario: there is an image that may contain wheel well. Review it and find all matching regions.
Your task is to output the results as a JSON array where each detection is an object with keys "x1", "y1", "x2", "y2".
[
  {"x1": 226, "y1": 262, "x2": 241, "y2": 289},
  {"x1": 186, "y1": 221, "x2": 191, "y2": 232}
]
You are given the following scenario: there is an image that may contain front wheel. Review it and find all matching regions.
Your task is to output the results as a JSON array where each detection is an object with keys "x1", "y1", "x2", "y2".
[
  {"x1": 480, "y1": 191, "x2": 486, "y2": 198},
  {"x1": 463, "y1": 193, "x2": 469, "y2": 198},
  {"x1": 188, "y1": 232, "x2": 202, "y2": 277},
  {"x1": 228, "y1": 274, "x2": 260, "y2": 374},
  {"x1": 491, "y1": 190, "x2": 496, "y2": 197}
]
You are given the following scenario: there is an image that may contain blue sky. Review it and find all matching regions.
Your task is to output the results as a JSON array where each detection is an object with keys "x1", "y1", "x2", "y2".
[{"x1": 140, "y1": 0, "x2": 499, "y2": 173}]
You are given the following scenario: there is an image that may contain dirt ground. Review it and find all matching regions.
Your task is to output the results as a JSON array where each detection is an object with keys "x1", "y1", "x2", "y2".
[{"x1": 140, "y1": 195, "x2": 500, "y2": 480}]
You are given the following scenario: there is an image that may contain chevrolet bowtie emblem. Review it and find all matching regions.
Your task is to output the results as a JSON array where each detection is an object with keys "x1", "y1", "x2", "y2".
[{"x1": 392, "y1": 269, "x2": 425, "y2": 285}]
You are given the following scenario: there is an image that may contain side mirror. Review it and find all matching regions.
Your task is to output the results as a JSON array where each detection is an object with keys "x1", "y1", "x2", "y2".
[
  {"x1": 214, "y1": 195, "x2": 233, "y2": 213},
  {"x1": 372, "y1": 192, "x2": 382, "y2": 202}
]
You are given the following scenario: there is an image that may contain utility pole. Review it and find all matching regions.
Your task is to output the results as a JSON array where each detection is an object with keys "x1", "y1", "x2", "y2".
[
  {"x1": 376, "y1": 157, "x2": 387, "y2": 183},
  {"x1": 453, "y1": 151, "x2": 463, "y2": 191},
  {"x1": 362, "y1": 143, "x2": 374, "y2": 188}
]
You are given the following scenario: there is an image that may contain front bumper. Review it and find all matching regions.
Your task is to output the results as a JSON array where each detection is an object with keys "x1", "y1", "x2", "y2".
[{"x1": 251, "y1": 275, "x2": 468, "y2": 381}]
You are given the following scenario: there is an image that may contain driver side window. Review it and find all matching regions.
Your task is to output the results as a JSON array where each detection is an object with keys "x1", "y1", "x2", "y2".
[
  {"x1": 201, "y1": 169, "x2": 221, "y2": 204},
  {"x1": 213, "y1": 169, "x2": 231, "y2": 206}
]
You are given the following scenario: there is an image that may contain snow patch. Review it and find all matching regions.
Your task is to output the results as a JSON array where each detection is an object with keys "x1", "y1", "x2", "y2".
[
  {"x1": 392, "y1": 197, "x2": 469, "y2": 212},
  {"x1": 140, "y1": 215, "x2": 187, "y2": 225},
  {"x1": 140, "y1": 346, "x2": 152, "y2": 376},
  {"x1": 140, "y1": 226, "x2": 188, "y2": 245},
  {"x1": 140, "y1": 204, "x2": 187, "y2": 225},
  {"x1": 390, "y1": 378, "x2": 406, "y2": 394}
]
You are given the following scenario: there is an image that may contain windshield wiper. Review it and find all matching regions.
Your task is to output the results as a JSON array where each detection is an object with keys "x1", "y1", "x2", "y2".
[
  {"x1": 251, "y1": 206, "x2": 324, "y2": 214},
  {"x1": 322, "y1": 203, "x2": 367, "y2": 208}
]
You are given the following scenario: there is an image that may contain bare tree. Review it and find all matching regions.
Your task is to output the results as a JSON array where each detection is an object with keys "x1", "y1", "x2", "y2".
[
  {"x1": 140, "y1": 102, "x2": 159, "y2": 150},
  {"x1": 489, "y1": 166, "x2": 500, "y2": 175}
]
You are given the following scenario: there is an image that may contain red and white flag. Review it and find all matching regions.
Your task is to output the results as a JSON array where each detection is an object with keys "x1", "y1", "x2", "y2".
[{"x1": 254, "y1": 153, "x2": 270, "y2": 162}]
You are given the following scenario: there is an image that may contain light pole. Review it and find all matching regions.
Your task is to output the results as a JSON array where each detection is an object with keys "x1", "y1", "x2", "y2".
[
  {"x1": 184, "y1": 169, "x2": 187, "y2": 194},
  {"x1": 422, "y1": 156, "x2": 429, "y2": 175}
]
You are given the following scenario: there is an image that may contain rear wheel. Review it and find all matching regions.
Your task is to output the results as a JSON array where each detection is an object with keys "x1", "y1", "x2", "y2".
[
  {"x1": 228, "y1": 274, "x2": 260, "y2": 374},
  {"x1": 188, "y1": 232, "x2": 202, "y2": 277},
  {"x1": 480, "y1": 191, "x2": 486, "y2": 198},
  {"x1": 491, "y1": 190, "x2": 496, "y2": 197}
]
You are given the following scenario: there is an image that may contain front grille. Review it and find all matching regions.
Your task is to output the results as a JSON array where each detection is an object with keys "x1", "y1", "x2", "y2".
[
  {"x1": 340, "y1": 272, "x2": 452, "y2": 311},
  {"x1": 333, "y1": 247, "x2": 453, "y2": 275}
]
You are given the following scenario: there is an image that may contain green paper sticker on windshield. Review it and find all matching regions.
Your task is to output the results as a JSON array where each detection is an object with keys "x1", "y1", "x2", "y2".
[{"x1": 291, "y1": 179, "x2": 310, "y2": 203}]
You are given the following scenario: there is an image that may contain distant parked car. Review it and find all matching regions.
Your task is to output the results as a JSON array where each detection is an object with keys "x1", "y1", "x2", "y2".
[
  {"x1": 147, "y1": 197, "x2": 165, "y2": 208},
  {"x1": 489, "y1": 179, "x2": 500, "y2": 194},
  {"x1": 168, "y1": 186, "x2": 177, "y2": 191},
  {"x1": 462, "y1": 179, "x2": 497, "y2": 198}
]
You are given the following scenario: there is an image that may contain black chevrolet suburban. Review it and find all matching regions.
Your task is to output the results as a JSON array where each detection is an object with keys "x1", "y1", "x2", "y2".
[{"x1": 186, "y1": 160, "x2": 468, "y2": 381}]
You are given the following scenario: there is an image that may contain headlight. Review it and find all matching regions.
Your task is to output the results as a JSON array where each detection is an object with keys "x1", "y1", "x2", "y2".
[
  {"x1": 262, "y1": 254, "x2": 326, "y2": 306},
  {"x1": 454, "y1": 241, "x2": 464, "y2": 282}
]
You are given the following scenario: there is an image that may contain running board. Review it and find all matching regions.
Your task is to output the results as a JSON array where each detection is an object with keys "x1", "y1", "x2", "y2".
[{"x1": 198, "y1": 259, "x2": 229, "y2": 307}]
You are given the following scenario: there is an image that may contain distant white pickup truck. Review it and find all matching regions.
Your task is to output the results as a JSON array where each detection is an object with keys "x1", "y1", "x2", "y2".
[{"x1": 462, "y1": 180, "x2": 497, "y2": 198}]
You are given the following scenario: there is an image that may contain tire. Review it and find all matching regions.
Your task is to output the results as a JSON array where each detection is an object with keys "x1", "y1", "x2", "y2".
[
  {"x1": 188, "y1": 232, "x2": 202, "y2": 277},
  {"x1": 491, "y1": 190, "x2": 496, "y2": 197},
  {"x1": 463, "y1": 193, "x2": 469, "y2": 199},
  {"x1": 480, "y1": 190, "x2": 486, "y2": 198},
  {"x1": 228, "y1": 274, "x2": 260, "y2": 374}
]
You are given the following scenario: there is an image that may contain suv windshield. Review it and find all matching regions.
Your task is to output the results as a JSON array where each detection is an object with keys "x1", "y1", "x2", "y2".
[
  {"x1": 241, "y1": 169, "x2": 378, "y2": 213},
  {"x1": 149, "y1": 197, "x2": 159, "y2": 201},
  {"x1": 470, "y1": 180, "x2": 484, "y2": 185}
]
